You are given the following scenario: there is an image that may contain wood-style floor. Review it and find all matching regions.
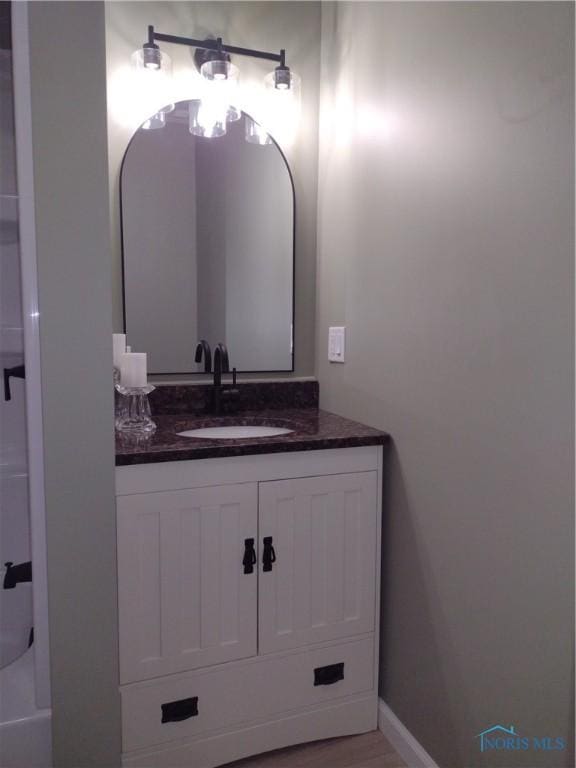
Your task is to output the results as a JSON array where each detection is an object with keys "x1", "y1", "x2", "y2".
[{"x1": 223, "y1": 731, "x2": 407, "y2": 768}]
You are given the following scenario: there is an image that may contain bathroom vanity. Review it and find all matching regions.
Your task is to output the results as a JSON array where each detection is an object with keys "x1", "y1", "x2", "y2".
[
  {"x1": 116, "y1": 86, "x2": 388, "y2": 767},
  {"x1": 115, "y1": 382, "x2": 388, "y2": 768}
]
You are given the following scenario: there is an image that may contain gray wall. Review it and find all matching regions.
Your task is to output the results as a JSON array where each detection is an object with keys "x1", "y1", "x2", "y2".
[
  {"x1": 106, "y1": 1, "x2": 320, "y2": 378},
  {"x1": 28, "y1": 3, "x2": 120, "y2": 766},
  {"x1": 316, "y1": 3, "x2": 574, "y2": 767}
]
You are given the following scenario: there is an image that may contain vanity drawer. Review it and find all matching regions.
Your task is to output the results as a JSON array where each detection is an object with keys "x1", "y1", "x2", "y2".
[{"x1": 121, "y1": 636, "x2": 374, "y2": 752}]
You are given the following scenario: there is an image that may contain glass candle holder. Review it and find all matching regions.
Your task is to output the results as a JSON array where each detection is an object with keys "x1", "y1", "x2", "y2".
[
  {"x1": 115, "y1": 384, "x2": 156, "y2": 433},
  {"x1": 114, "y1": 384, "x2": 128, "y2": 430}
]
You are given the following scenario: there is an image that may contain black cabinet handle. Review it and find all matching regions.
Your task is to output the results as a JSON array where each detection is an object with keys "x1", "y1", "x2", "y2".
[
  {"x1": 242, "y1": 538, "x2": 257, "y2": 574},
  {"x1": 262, "y1": 536, "x2": 276, "y2": 572},
  {"x1": 314, "y1": 662, "x2": 344, "y2": 686},
  {"x1": 161, "y1": 696, "x2": 199, "y2": 723}
]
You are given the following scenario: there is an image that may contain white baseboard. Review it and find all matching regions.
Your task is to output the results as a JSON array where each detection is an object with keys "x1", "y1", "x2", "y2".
[{"x1": 378, "y1": 699, "x2": 440, "y2": 768}]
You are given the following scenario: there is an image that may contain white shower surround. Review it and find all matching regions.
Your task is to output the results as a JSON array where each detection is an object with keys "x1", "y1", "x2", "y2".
[
  {"x1": 0, "y1": 473, "x2": 32, "y2": 669},
  {"x1": 1, "y1": 25, "x2": 30, "y2": 676},
  {"x1": 0, "y1": 3, "x2": 51, "y2": 766}
]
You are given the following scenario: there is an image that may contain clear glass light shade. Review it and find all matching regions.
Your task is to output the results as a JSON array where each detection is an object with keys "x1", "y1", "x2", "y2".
[
  {"x1": 262, "y1": 69, "x2": 301, "y2": 145},
  {"x1": 264, "y1": 68, "x2": 301, "y2": 97},
  {"x1": 132, "y1": 47, "x2": 174, "y2": 127},
  {"x1": 132, "y1": 47, "x2": 172, "y2": 75},
  {"x1": 189, "y1": 99, "x2": 227, "y2": 138},
  {"x1": 200, "y1": 59, "x2": 241, "y2": 123},
  {"x1": 245, "y1": 115, "x2": 272, "y2": 146}
]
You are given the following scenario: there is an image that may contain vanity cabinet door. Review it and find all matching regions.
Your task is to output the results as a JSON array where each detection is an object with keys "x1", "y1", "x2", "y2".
[
  {"x1": 258, "y1": 472, "x2": 378, "y2": 655},
  {"x1": 117, "y1": 483, "x2": 258, "y2": 684}
]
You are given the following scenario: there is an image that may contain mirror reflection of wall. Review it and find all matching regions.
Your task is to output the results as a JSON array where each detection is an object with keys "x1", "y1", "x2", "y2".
[{"x1": 121, "y1": 103, "x2": 294, "y2": 375}]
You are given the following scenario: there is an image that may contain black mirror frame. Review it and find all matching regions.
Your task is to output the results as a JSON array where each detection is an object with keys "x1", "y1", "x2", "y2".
[{"x1": 119, "y1": 101, "x2": 296, "y2": 376}]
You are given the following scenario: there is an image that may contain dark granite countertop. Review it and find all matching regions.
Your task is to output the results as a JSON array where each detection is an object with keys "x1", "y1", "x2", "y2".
[{"x1": 115, "y1": 408, "x2": 389, "y2": 466}]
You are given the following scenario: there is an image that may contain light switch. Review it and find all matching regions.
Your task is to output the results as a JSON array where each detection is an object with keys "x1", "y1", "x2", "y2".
[{"x1": 328, "y1": 326, "x2": 346, "y2": 363}]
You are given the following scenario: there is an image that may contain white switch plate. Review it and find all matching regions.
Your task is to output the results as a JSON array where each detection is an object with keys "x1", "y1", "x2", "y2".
[{"x1": 328, "y1": 326, "x2": 346, "y2": 363}]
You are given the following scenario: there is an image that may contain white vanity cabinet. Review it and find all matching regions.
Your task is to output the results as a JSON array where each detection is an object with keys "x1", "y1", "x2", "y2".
[
  {"x1": 116, "y1": 446, "x2": 383, "y2": 768},
  {"x1": 117, "y1": 483, "x2": 258, "y2": 683},
  {"x1": 258, "y1": 472, "x2": 378, "y2": 654}
]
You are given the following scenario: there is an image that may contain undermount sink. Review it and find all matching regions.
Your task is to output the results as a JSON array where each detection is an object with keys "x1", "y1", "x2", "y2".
[{"x1": 177, "y1": 425, "x2": 294, "y2": 440}]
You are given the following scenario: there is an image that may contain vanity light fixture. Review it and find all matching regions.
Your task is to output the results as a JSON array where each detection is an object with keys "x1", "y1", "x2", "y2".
[
  {"x1": 132, "y1": 26, "x2": 300, "y2": 139},
  {"x1": 132, "y1": 29, "x2": 174, "y2": 79},
  {"x1": 262, "y1": 67, "x2": 301, "y2": 144},
  {"x1": 190, "y1": 44, "x2": 241, "y2": 137},
  {"x1": 132, "y1": 27, "x2": 175, "y2": 130}
]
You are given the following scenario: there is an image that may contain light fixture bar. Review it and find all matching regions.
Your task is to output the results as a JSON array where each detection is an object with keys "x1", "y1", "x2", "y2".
[{"x1": 148, "y1": 25, "x2": 285, "y2": 65}]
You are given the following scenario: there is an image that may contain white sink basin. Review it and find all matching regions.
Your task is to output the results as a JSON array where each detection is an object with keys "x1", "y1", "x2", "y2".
[{"x1": 178, "y1": 425, "x2": 294, "y2": 440}]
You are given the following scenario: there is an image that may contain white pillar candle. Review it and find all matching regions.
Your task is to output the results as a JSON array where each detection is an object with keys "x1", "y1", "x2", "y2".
[
  {"x1": 119, "y1": 352, "x2": 148, "y2": 388},
  {"x1": 112, "y1": 334, "x2": 126, "y2": 368}
]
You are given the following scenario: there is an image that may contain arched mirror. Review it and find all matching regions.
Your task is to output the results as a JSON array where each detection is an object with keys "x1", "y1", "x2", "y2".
[{"x1": 120, "y1": 101, "x2": 295, "y2": 374}]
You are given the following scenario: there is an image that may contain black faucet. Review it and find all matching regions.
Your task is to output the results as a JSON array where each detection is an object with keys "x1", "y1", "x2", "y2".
[
  {"x1": 4, "y1": 561, "x2": 32, "y2": 589},
  {"x1": 215, "y1": 342, "x2": 229, "y2": 373},
  {"x1": 212, "y1": 343, "x2": 230, "y2": 416},
  {"x1": 194, "y1": 340, "x2": 212, "y2": 373},
  {"x1": 212, "y1": 343, "x2": 240, "y2": 416}
]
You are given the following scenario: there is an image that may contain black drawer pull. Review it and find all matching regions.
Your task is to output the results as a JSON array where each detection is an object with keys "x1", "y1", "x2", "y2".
[
  {"x1": 243, "y1": 538, "x2": 257, "y2": 574},
  {"x1": 161, "y1": 696, "x2": 198, "y2": 723},
  {"x1": 314, "y1": 662, "x2": 344, "y2": 686},
  {"x1": 262, "y1": 536, "x2": 276, "y2": 572}
]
